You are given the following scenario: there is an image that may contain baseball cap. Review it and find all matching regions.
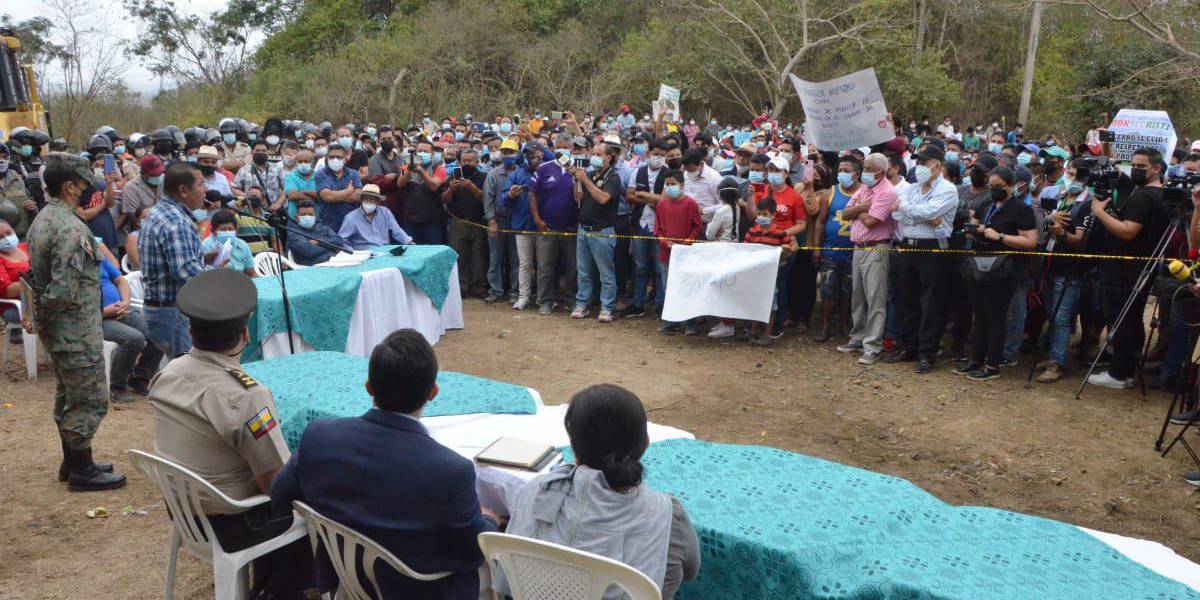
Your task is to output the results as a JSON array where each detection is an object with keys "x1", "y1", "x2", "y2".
[
  {"x1": 736, "y1": 142, "x2": 757, "y2": 155},
  {"x1": 500, "y1": 138, "x2": 520, "y2": 152},
  {"x1": 914, "y1": 146, "x2": 945, "y2": 163},
  {"x1": 139, "y1": 155, "x2": 165, "y2": 177},
  {"x1": 1039, "y1": 146, "x2": 1070, "y2": 162},
  {"x1": 769, "y1": 155, "x2": 790, "y2": 172},
  {"x1": 1022, "y1": 143, "x2": 1041, "y2": 155}
]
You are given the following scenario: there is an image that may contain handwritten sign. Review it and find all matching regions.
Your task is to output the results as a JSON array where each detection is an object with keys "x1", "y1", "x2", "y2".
[
  {"x1": 789, "y1": 68, "x2": 893, "y2": 152},
  {"x1": 1107, "y1": 109, "x2": 1176, "y2": 162},
  {"x1": 656, "y1": 83, "x2": 681, "y2": 122},
  {"x1": 661, "y1": 243, "x2": 781, "y2": 323}
]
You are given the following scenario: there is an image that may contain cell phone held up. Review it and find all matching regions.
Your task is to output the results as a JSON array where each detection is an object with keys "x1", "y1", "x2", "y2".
[
  {"x1": 103, "y1": 154, "x2": 116, "y2": 177},
  {"x1": 1098, "y1": 130, "x2": 1116, "y2": 143}
]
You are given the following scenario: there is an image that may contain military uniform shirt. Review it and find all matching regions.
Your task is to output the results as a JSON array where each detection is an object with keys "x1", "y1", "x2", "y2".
[
  {"x1": 25, "y1": 196, "x2": 103, "y2": 355},
  {"x1": 149, "y1": 348, "x2": 290, "y2": 514}
]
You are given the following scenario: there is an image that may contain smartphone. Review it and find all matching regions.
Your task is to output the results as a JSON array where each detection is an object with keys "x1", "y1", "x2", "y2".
[
  {"x1": 103, "y1": 154, "x2": 116, "y2": 176},
  {"x1": 551, "y1": 111, "x2": 563, "y2": 120},
  {"x1": 1098, "y1": 130, "x2": 1116, "y2": 143},
  {"x1": 572, "y1": 156, "x2": 589, "y2": 169}
]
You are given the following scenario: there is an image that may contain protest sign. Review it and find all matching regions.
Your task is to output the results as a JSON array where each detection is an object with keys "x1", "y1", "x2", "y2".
[
  {"x1": 1106, "y1": 109, "x2": 1177, "y2": 162},
  {"x1": 789, "y1": 68, "x2": 893, "y2": 151},
  {"x1": 656, "y1": 83, "x2": 681, "y2": 122},
  {"x1": 661, "y1": 243, "x2": 781, "y2": 323}
]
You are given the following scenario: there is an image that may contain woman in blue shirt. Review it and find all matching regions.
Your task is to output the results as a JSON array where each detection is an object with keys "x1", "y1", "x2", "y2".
[{"x1": 201, "y1": 209, "x2": 257, "y2": 277}]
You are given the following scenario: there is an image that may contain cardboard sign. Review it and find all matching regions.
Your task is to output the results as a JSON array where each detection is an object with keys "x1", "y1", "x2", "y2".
[
  {"x1": 661, "y1": 243, "x2": 781, "y2": 323},
  {"x1": 1107, "y1": 109, "x2": 1177, "y2": 162},
  {"x1": 656, "y1": 83, "x2": 681, "y2": 122},
  {"x1": 789, "y1": 68, "x2": 893, "y2": 152}
]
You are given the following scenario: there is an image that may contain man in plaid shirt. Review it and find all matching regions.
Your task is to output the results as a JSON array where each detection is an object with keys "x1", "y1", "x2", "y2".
[{"x1": 138, "y1": 162, "x2": 227, "y2": 358}]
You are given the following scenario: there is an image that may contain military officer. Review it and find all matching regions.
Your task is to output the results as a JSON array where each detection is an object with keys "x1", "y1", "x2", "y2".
[
  {"x1": 0, "y1": 142, "x2": 35, "y2": 237},
  {"x1": 149, "y1": 269, "x2": 311, "y2": 598},
  {"x1": 26, "y1": 152, "x2": 125, "y2": 491}
]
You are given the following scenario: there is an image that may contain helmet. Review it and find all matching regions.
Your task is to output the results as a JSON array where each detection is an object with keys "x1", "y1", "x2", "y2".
[
  {"x1": 166, "y1": 125, "x2": 186, "y2": 149},
  {"x1": 87, "y1": 133, "x2": 113, "y2": 153},
  {"x1": 203, "y1": 128, "x2": 221, "y2": 145},
  {"x1": 301, "y1": 122, "x2": 318, "y2": 136},
  {"x1": 718, "y1": 176, "x2": 742, "y2": 202},
  {"x1": 218, "y1": 117, "x2": 240, "y2": 134},
  {"x1": 148, "y1": 128, "x2": 174, "y2": 143},
  {"x1": 246, "y1": 124, "x2": 261, "y2": 141},
  {"x1": 10, "y1": 127, "x2": 50, "y2": 146},
  {"x1": 94, "y1": 125, "x2": 119, "y2": 143},
  {"x1": 184, "y1": 126, "x2": 205, "y2": 145},
  {"x1": 263, "y1": 117, "x2": 283, "y2": 136},
  {"x1": 128, "y1": 132, "x2": 147, "y2": 148},
  {"x1": 282, "y1": 120, "x2": 298, "y2": 139},
  {"x1": 318, "y1": 121, "x2": 333, "y2": 137}
]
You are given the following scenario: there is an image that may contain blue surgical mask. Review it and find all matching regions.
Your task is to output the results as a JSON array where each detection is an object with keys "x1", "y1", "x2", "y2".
[
  {"x1": 633, "y1": 143, "x2": 648, "y2": 156},
  {"x1": 755, "y1": 216, "x2": 772, "y2": 227},
  {"x1": 114, "y1": 145, "x2": 126, "y2": 155},
  {"x1": 18, "y1": 145, "x2": 32, "y2": 157},
  {"x1": 146, "y1": 174, "x2": 163, "y2": 186},
  {"x1": 223, "y1": 133, "x2": 237, "y2": 146},
  {"x1": 0, "y1": 233, "x2": 18, "y2": 251},
  {"x1": 988, "y1": 143, "x2": 1002, "y2": 154},
  {"x1": 769, "y1": 173, "x2": 786, "y2": 187},
  {"x1": 418, "y1": 152, "x2": 432, "y2": 165},
  {"x1": 192, "y1": 209, "x2": 208, "y2": 221},
  {"x1": 499, "y1": 123, "x2": 513, "y2": 134},
  {"x1": 861, "y1": 172, "x2": 877, "y2": 187},
  {"x1": 1017, "y1": 153, "x2": 1032, "y2": 165},
  {"x1": 339, "y1": 137, "x2": 353, "y2": 149},
  {"x1": 354, "y1": 141, "x2": 364, "y2": 151},
  {"x1": 296, "y1": 163, "x2": 313, "y2": 176},
  {"x1": 298, "y1": 215, "x2": 316, "y2": 229},
  {"x1": 914, "y1": 165, "x2": 933, "y2": 185},
  {"x1": 665, "y1": 184, "x2": 683, "y2": 199},
  {"x1": 589, "y1": 155, "x2": 604, "y2": 169},
  {"x1": 0, "y1": 159, "x2": 11, "y2": 173},
  {"x1": 454, "y1": 132, "x2": 465, "y2": 141},
  {"x1": 945, "y1": 151, "x2": 959, "y2": 163},
  {"x1": 248, "y1": 133, "x2": 257, "y2": 142},
  {"x1": 837, "y1": 172, "x2": 854, "y2": 188},
  {"x1": 366, "y1": 127, "x2": 377, "y2": 137},
  {"x1": 1067, "y1": 182, "x2": 1085, "y2": 196},
  {"x1": 748, "y1": 170, "x2": 765, "y2": 184},
  {"x1": 714, "y1": 158, "x2": 731, "y2": 172},
  {"x1": 502, "y1": 156, "x2": 518, "y2": 168},
  {"x1": 216, "y1": 230, "x2": 237, "y2": 242}
]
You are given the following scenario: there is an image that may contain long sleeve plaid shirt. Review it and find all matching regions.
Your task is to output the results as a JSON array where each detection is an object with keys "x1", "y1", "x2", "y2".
[{"x1": 137, "y1": 195, "x2": 211, "y2": 306}]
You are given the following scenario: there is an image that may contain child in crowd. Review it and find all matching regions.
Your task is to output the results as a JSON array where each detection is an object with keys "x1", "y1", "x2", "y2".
[
  {"x1": 201, "y1": 209, "x2": 257, "y2": 278},
  {"x1": 743, "y1": 198, "x2": 799, "y2": 345},
  {"x1": 653, "y1": 170, "x2": 703, "y2": 335}
]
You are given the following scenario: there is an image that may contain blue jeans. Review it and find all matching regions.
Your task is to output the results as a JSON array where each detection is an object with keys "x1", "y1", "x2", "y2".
[
  {"x1": 487, "y1": 215, "x2": 518, "y2": 298},
  {"x1": 144, "y1": 305, "x2": 191, "y2": 358},
  {"x1": 1044, "y1": 275, "x2": 1081, "y2": 366},
  {"x1": 631, "y1": 224, "x2": 657, "y2": 308},
  {"x1": 405, "y1": 221, "x2": 448, "y2": 245},
  {"x1": 575, "y1": 226, "x2": 618, "y2": 312},
  {"x1": 657, "y1": 256, "x2": 694, "y2": 327},
  {"x1": 1003, "y1": 277, "x2": 1033, "y2": 362}
]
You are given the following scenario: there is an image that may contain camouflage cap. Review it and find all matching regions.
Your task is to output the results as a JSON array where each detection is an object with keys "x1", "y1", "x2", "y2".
[{"x1": 43, "y1": 152, "x2": 93, "y2": 182}]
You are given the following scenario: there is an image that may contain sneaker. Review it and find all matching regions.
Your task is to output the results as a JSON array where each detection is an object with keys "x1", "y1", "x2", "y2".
[
  {"x1": 598, "y1": 310, "x2": 614, "y2": 323},
  {"x1": 708, "y1": 323, "x2": 736, "y2": 338},
  {"x1": 753, "y1": 335, "x2": 776, "y2": 347},
  {"x1": 768, "y1": 323, "x2": 784, "y2": 339},
  {"x1": 659, "y1": 322, "x2": 683, "y2": 335},
  {"x1": 1169, "y1": 409, "x2": 1200, "y2": 426},
  {"x1": 967, "y1": 366, "x2": 1001, "y2": 381},
  {"x1": 538, "y1": 302, "x2": 557, "y2": 316},
  {"x1": 1185, "y1": 471, "x2": 1200, "y2": 487},
  {"x1": 836, "y1": 342, "x2": 863, "y2": 354},
  {"x1": 953, "y1": 362, "x2": 981, "y2": 376},
  {"x1": 950, "y1": 354, "x2": 969, "y2": 365},
  {"x1": 1036, "y1": 363, "x2": 1064, "y2": 383},
  {"x1": 915, "y1": 360, "x2": 933, "y2": 374},
  {"x1": 512, "y1": 298, "x2": 530, "y2": 311},
  {"x1": 858, "y1": 352, "x2": 880, "y2": 365},
  {"x1": 813, "y1": 330, "x2": 831, "y2": 343},
  {"x1": 570, "y1": 306, "x2": 589, "y2": 319},
  {"x1": 110, "y1": 387, "x2": 134, "y2": 404},
  {"x1": 618, "y1": 305, "x2": 645, "y2": 319},
  {"x1": 1000, "y1": 357, "x2": 1019, "y2": 368},
  {"x1": 885, "y1": 350, "x2": 917, "y2": 364},
  {"x1": 685, "y1": 323, "x2": 701, "y2": 336},
  {"x1": 483, "y1": 293, "x2": 504, "y2": 305},
  {"x1": 1087, "y1": 371, "x2": 1133, "y2": 389}
]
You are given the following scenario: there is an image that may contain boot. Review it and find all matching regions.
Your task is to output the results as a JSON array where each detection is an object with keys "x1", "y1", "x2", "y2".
[
  {"x1": 59, "y1": 440, "x2": 113, "y2": 483},
  {"x1": 67, "y1": 448, "x2": 126, "y2": 492}
]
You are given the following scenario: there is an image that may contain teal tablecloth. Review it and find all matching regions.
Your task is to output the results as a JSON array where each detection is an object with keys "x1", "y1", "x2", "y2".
[
  {"x1": 569, "y1": 439, "x2": 1198, "y2": 600},
  {"x1": 242, "y1": 351, "x2": 537, "y2": 448},
  {"x1": 244, "y1": 245, "x2": 459, "y2": 361}
]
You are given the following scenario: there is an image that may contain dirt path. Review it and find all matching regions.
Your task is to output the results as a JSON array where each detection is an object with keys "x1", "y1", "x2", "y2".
[{"x1": 2, "y1": 300, "x2": 1198, "y2": 598}]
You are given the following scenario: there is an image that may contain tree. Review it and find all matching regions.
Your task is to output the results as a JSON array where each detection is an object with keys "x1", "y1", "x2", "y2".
[{"x1": 1047, "y1": 0, "x2": 1200, "y2": 85}]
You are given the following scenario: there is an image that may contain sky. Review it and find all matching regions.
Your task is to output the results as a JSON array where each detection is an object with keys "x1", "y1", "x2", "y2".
[{"x1": 4, "y1": 0, "x2": 236, "y2": 95}]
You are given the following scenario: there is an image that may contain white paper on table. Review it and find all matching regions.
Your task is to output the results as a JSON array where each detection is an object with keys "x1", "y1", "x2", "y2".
[{"x1": 215, "y1": 239, "x2": 233, "y2": 267}]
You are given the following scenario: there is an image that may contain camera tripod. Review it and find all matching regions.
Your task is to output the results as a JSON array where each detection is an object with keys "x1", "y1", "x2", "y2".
[{"x1": 1154, "y1": 333, "x2": 1200, "y2": 471}]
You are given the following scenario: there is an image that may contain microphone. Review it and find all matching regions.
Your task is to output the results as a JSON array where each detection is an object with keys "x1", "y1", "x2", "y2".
[{"x1": 1168, "y1": 259, "x2": 1194, "y2": 282}]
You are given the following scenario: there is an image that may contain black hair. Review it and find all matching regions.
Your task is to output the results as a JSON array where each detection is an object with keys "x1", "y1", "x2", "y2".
[
  {"x1": 163, "y1": 162, "x2": 200, "y2": 199},
  {"x1": 296, "y1": 199, "x2": 316, "y2": 211},
  {"x1": 281, "y1": 140, "x2": 300, "y2": 151},
  {"x1": 757, "y1": 197, "x2": 777, "y2": 213},
  {"x1": 368, "y1": 329, "x2": 438, "y2": 414},
  {"x1": 190, "y1": 317, "x2": 247, "y2": 352},
  {"x1": 990, "y1": 166, "x2": 1016, "y2": 187},
  {"x1": 838, "y1": 155, "x2": 863, "y2": 175},
  {"x1": 1185, "y1": 153, "x2": 1200, "y2": 164},
  {"x1": 1069, "y1": 157, "x2": 1087, "y2": 170},
  {"x1": 661, "y1": 169, "x2": 684, "y2": 184},
  {"x1": 885, "y1": 151, "x2": 904, "y2": 172},
  {"x1": 1133, "y1": 147, "x2": 1164, "y2": 171},
  {"x1": 681, "y1": 147, "x2": 707, "y2": 167},
  {"x1": 251, "y1": 139, "x2": 269, "y2": 150},
  {"x1": 650, "y1": 138, "x2": 670, "y2": 152},
  {"x1": 326, "y1": 144, "x2": 347, "y2": 156},
  {"x1": 210, "y1": 209, "x2": 237, "y2": 231},
  {"x1": 564, "y1": 384, "x2": 649, "y2": 492},
  {"x1": 749, "y1": 153, "x2": 771, "y2": 166}
]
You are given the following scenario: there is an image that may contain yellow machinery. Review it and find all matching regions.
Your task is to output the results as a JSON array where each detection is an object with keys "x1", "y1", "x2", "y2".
[{"x1": 0, "y1": 29, "x2": 50, "y2": 136}]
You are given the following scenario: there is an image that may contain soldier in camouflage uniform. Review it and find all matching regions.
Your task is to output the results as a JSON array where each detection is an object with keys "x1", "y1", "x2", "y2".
[
  {"x1": 25, "y1": 152, "x2": 126, "y2": 491},
  {"x1": 0, "y1": 142, "x2": 35, "y2": 237}
]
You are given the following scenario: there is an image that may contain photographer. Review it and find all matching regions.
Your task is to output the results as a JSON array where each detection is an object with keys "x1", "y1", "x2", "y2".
[
  {"x1": 1087, "y1": 148, "x2": 1162, "y2": 390},
  {"x1": 1152, "y1": 153, "x2": 1200, "y2": 391},
  {"x1": 1036, "y1": 159, "x2": 1093, "y2": 383}
]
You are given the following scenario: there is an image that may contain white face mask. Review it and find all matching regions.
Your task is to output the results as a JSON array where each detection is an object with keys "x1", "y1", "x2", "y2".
[
  {"x1": 649, "y1": 155, "x2": 665, "y2": 170},
  {"x1": 915, "y1": 165, "x2": 934, "y2": 185},
  {"x1": 327, "y1": 158, "x2": 344, "y2": 172},
  {"x1": 361, "y1": 201, "x2": 378, "y2": 214}
]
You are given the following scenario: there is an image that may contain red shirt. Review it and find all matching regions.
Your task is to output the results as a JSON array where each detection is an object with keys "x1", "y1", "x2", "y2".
[
  {"x1": 653, "y1": 195, "x2": 703, "y2": 264},
  {"x1": 743, "y1": 225, "x2": 793, "y2": 247},
  {"x1": 753, "y1": 184, "x2": 806, "y2": 231},
  {"x1": 1, "y1": 243, "x2": 31, "y2": 298}
]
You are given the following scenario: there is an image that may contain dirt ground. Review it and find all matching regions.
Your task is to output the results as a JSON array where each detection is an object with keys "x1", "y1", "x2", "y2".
[{"x1": 2, "y1": 299, "x2": 1199, "y2": 599}]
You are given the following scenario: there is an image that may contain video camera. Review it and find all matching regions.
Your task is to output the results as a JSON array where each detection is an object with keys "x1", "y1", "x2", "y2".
[
  {"x1": 1163, "y1": 171, "x2": 1200, "y2": 211},
  {"x1": 1076, "y1": 156, "x2": 1121, "y2": 200}
]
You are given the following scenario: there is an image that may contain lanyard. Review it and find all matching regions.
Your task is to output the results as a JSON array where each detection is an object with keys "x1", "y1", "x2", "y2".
[{"x1": 982, "y1": 201, "x2": 1001, "y2": 226}]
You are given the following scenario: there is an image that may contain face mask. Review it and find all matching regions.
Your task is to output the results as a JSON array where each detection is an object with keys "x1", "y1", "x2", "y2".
[
  {"x1": 453, "y1": 132, "x2": 464, "y2": 142},
  {"x1": 114, "y1": 145, "x2": 126, "y2": 155},
  {"x1": 499, "y1": 123, "x2": 513, "y2": 134},
  {"x1": 327, "y1": 158, "x2": 345, "y2": 172},
  {"x1": 248, "y1": 133, "x2": 257, "y2": 142},
  {"x1": 748, "y1": 170, "x2": 765, "y2": 184},
  {"x1": 945, "y1": 151, "x2": 959, "y2": 163},
  {"x1": 433, "y1": 152, "x2": 443, "y2": 165},
  {"x1": 93, "y1": 167, "x2": 105, "y2": 180},
  {"x1": 339, "y1": 137, "x2": 353, "y2": 149},
  {"x1": 1131, "y1": 167, "x2": 1149, "y2": 186},
  {"x1": 380, "y1": 141, "x2": 394, "y2": 154},
  {"x1": 192, "y1": 209, "x2": 208, "y2": 221},
  {"x1": 1067, "y1": 182, "x2": 1085, "y2": 196},
  {"x1": 837, "y1": 172, "x2": 854, "y2": 188},
  {"x1": 18, "y1": 145, "x2": 32, "y2": 157},
  {"x1": 216, "y1": 230, "x2": 237, "y2": 242},
  {"x1": 366, "y1": 127, "x2": 377, "y2": 137},
  {"x1": 352, "y1": 141, "x2": 364, "y2": 151},
  {"x1": 134, "y1": 147, "x2": 146, "y2": 157},
  {"x1": 769, "y1": 173, "x2": 786, "y2": 187},
  {"x1": 988, "y1": 143, "x2": 1002, "y2": 155},
  {"x1": 589, "y1": 155, "x2": 604, "y2": 169},
  {"x1": 666, "y1": 157, "x2": 682, "y2": 170},
  {"x1": 294, "y1": 130, "x2": 304, "y2": 139},
  {"x1": 714, "y1": 158, "x2": 732, "y2": 172},
  {"x1": 260, "y1": 135, "x2": 277, "y2": 147},
  {"x1": 0, "y1": 233, "x2": 17, "y2": 251},
  {"x1": 296, "y1": 163, "x2": 313, "y2": 176},
  {"x1": 418, "y1": 152, "x2": 432, "y2": 165},
  {"x1": 990, "y1": 187, "x2": 1009, "y2": 202},
  {"x1": 1017, "y1": 153, "x2": 1032, "y2": 166},
  {"x1": 305, "y1": 139, "x2": 315, "y2": 150},
  {"x1": 315, "y1": 146, "x2": 328, "y2": 157},
  {"x1": 361, "y1": 201, "x2": 378, "y2": 214},
  {"x1": 665, "y1": 185, "x2": 682, "y2": 199},
  {"x1": 146, "y1": 174, "x2": 163, "y2": 186},
  {"x1": 199, "y1": 164, "x2": 216, "y2": 176},
  {"x1": 755, "y1": 216, "x2": 772, "y2": 227},
  {"x1": 861, "y1": 172, "x2": 877, "y2": 187},
  {"x1": 502, "y1": 156, "x2": 518, "y2": 168},
  {"x1": 283, "y1": 156, "x2": 296, "y2": 167},
  {"x1": 710, "y1": 120, "x2": 717, "y2": 125},
  {"x1": 222, "y1": 133, "x2": 237, "y2": 146},
  {"x1": 252, "y1": 153, "x2": 268, "y2": 166},
  {"x1": 755, "y1": 142, "x2": 766, "y2": 149},
  {"x1": 0, "y1": 159, "x2": 7, "y2": 173},
  {"x1": 647, "y1": 155, "x2": 665, "y2": 170},
  {"x1": 298, "y1": 215, "x2": 316, "y2": 229},
  {"x1": 633, "y1": 143, "x2": 648, "y2": 156},
  {"x1": 915, "y1": 165, "x2": 933, "y2": 185},
  {"x1": 186, "y1": 156, "x2": 198, "y2": 164}
]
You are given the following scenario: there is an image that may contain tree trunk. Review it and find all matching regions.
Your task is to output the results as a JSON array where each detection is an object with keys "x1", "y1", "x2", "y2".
[
  {"x1": 387, "y1": 69, "x2": 408, "y2": 119},
  {"x1": 914, "y1": 0, "x2": 928, "y2": 62}
]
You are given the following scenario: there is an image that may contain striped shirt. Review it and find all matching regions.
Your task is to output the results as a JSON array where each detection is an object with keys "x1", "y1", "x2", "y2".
[
  {"x1": 137, "y1": 195, "x2": 211, "y2": 306},
  {"x1": 891, "y1": 175, "x2": 957, "y2": 240},
  {"x1": 848, "y1": 178, "x2": 898, "y2": 244}
]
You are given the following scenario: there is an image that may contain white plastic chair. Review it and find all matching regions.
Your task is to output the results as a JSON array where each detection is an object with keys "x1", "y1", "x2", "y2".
[
  {"x1": 121, "y1": 253, "x2": 134, "y2": 274},
  {"x1": 478, "y1": 532, "x2": 661, "y2": 600},
  {"x1": 292, "y1": 501, "x2": 450, "y2": 600},
  {"x1": 0, "y1": 295, "x2": 37, "y2": 381},
  {"x1": 127, "y1": 449, "x2": 308, "y2": 600},
  {"x1": 285, "y1": 250, "x2": 307, "y2": 270},
  {"x1": 254, "y1": 251, "x2": 283, "y2": 277},
  {"x1": 101, "y1": 340, "x2": 117, "y2": 389},
  {"x1": 125, "y1": 270, "x2": 145, "y2": 311}
]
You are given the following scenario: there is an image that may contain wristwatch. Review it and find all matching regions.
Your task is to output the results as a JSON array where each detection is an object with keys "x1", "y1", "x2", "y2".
[{"x1": 999, "y1": 233, "x2": 1006, "y2": 243}]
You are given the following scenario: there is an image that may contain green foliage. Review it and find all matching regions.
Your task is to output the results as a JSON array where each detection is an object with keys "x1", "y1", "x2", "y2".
[{"x1": 253, "y1": 0, "x2": 371, "y2": 68}]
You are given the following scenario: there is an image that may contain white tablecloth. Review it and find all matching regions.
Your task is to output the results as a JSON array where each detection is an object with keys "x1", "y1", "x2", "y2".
[{"x1": 262, "y1": 265, "x2": 464, "y2": 359}]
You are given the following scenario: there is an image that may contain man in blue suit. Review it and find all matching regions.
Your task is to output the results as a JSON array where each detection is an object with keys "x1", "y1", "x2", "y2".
[{"x1": 271, "y1": 329, "x2": 501, "y2": 599}]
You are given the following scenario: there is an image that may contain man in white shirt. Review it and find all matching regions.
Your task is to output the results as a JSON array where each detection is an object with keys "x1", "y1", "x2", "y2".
[
  {"x1": 888, "y1": 145, "x2": 958, "y2": 374},
  {"x1": 680, "y1": 148, "x2": 723, "y2": 226},
  {"x1": 196, "y1": 145, "x2": 233, "y2": 198}
]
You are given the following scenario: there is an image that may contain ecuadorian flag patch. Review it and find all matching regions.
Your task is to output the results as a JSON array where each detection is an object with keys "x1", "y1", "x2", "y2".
[{"x1": 245, "y1": 407, "x2": 277, "y2": 440}]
